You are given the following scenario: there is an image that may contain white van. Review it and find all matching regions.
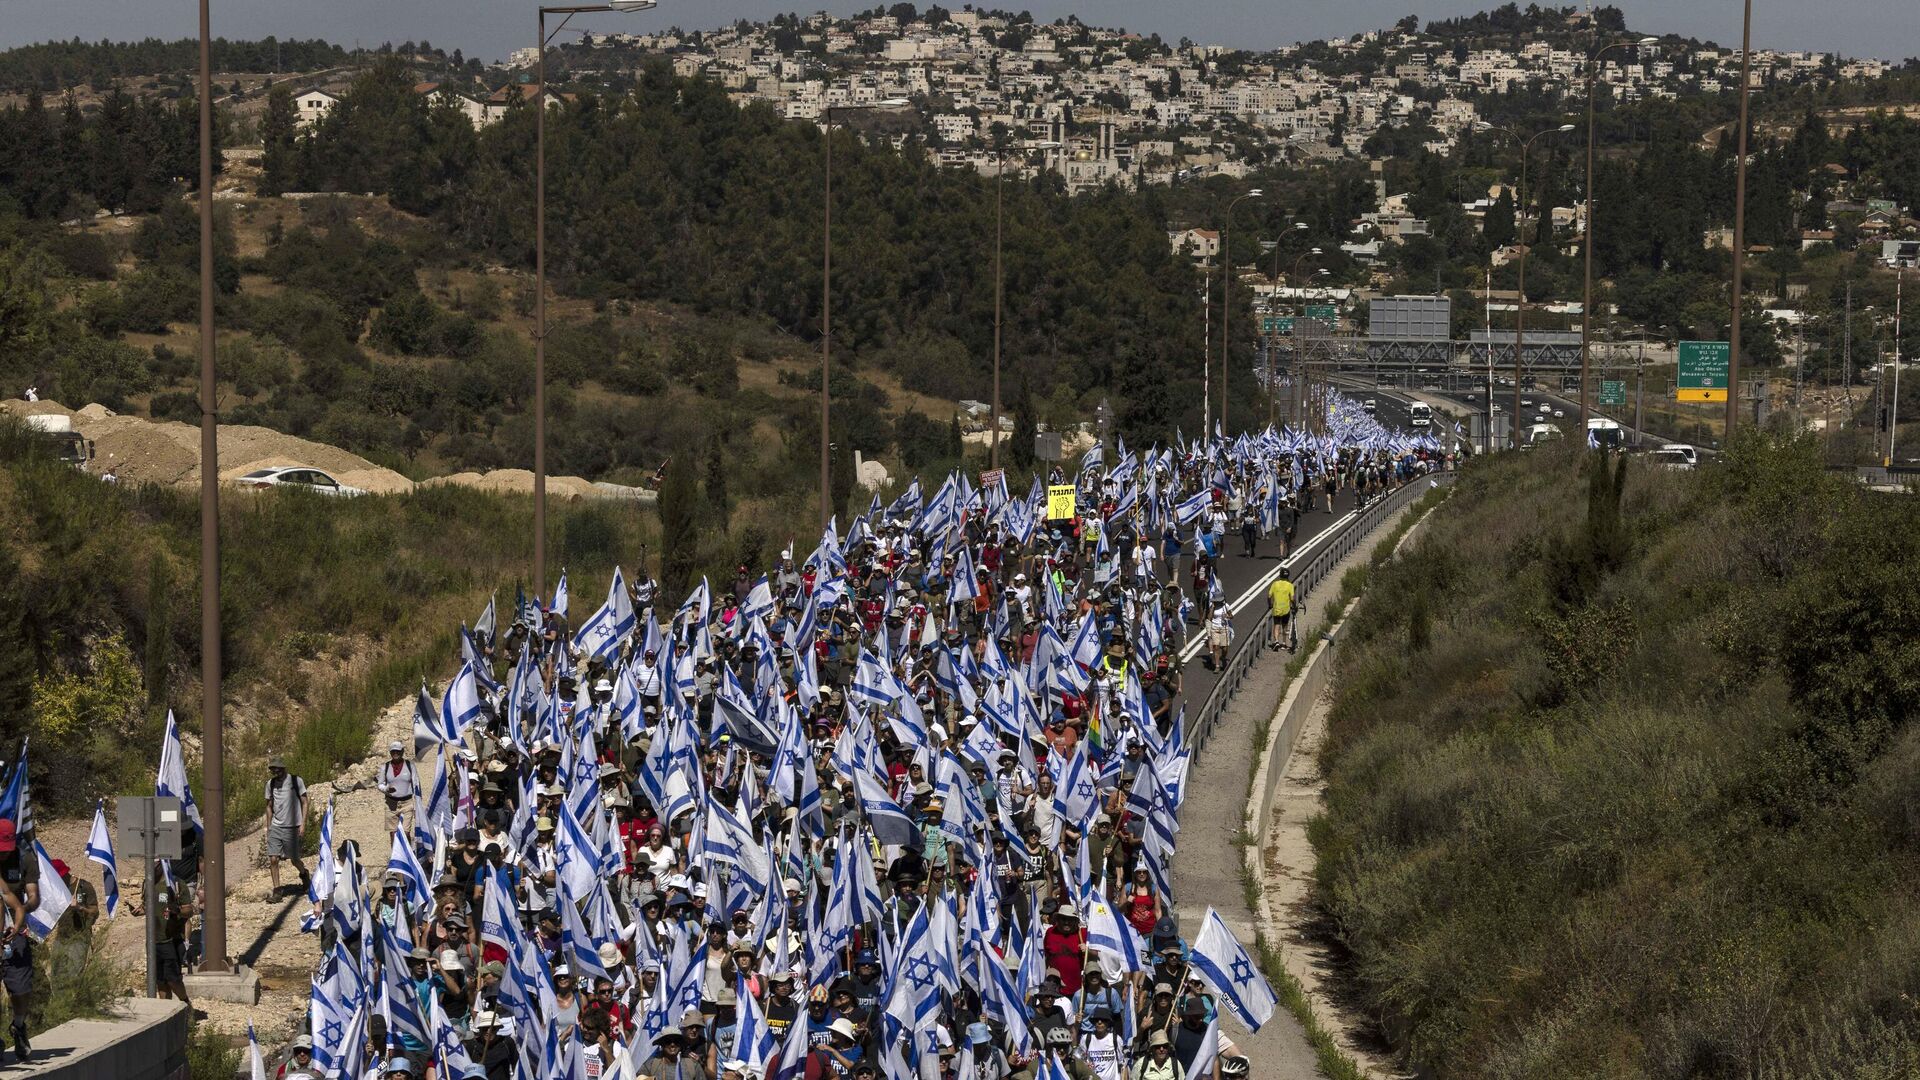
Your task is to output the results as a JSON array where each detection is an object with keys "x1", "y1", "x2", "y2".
[{"x1": 1650, "y1": 444, "x2": 1698, "y2": 470}]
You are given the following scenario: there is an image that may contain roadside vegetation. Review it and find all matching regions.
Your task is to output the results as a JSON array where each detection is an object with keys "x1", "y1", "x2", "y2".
[
  {"x1": 1310, "y1": 434, "x2": 1920, "y2": 1076},
  {"x1": 0, "y1": 418, "x2": 654, "y2": 825}
]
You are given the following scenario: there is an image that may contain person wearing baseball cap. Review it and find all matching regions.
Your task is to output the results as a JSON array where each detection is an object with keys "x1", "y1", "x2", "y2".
[
  {"x1": 264, "y1": 756, "x2": 310, "y2": 900},
  {"x1": 377, "y1": 742, "x2": 418, "y2": 834}
]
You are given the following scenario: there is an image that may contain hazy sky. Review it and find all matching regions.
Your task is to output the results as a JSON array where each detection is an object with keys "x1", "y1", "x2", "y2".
[{"x1": 1, "y1": 0, "x2": 1915, "y2": 65}]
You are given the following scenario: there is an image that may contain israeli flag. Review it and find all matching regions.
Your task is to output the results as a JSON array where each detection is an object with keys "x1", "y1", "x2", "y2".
[
  {"x1": 948, "y1": 545, "x2": 981, "y2": 606},
  {"x1": 301, "y1": 800, "x2": 337, "y2": 933},
  {"x1": 1050, "y1": 741, "x2": 1098, "y2": 824},
  {"x1": 552, "y1": 799, "x2": 603, "y2": 901},
  {"x1": 386, "y1": 826, "x2": 430, "y2": 913},
  {"x1": 736, "y1": 970, "x2": 778, "y2": 1072},
  {"x1": 574, "y1": 567, "x2": 637, "y2": 662},
  {"x1": 24, "y1": 840, "x2": 71, "y2": 939},
  {"x1": 1081, "y1": 885, "x2": 1145, "y2": 973},
  {"x1": 551, "y1": 569, "x2": 570, "y2": 620},
  {"x1": 439, "y1": 663, "x2": 484, "y2": 745},
  {"x1": 1189, "y1": 907, "x2": 1278, "y2": 1032},
  {"x1": 853, "y1": 770, "x2": 920, "y2": 849},
  {"x1": 85, "y1": 800, "x2": 118, "y2": 919},
  {"x1": 154, "y1": 710, "x2": 203, "y2": 829},
  {"x1": 1175, "y1": 486, "x2": 1212, "y2": 526},
  {"x1": 248, "y1": 1023, "x2": 267, "y2": 1080}
]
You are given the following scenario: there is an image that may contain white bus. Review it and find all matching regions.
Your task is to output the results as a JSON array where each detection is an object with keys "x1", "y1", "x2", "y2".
[
  {"x1": 1587, "y1": 417, "x2": 1624, "y2": 449},
  {"x1": 1408, "y1": 402, "x2": 1432, "y2": 428}
]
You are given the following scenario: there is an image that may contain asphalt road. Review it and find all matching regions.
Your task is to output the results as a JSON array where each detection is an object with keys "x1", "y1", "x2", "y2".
[{"x1": 1167, "y1": 391, "x2": 1422, "y2": 714}]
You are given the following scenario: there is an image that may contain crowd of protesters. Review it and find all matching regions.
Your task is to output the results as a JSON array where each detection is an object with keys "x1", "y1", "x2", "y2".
[{"x1": 97, "y1": 403, "x2": 1447, "y2": 1080}]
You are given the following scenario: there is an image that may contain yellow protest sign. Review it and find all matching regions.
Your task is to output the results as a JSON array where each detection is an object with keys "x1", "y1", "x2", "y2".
[{"x1": 1046, "y1": 484, "x2": 1077, "y2": 520}]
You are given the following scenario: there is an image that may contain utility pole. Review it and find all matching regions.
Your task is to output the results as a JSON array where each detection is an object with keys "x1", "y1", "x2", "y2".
[
  {"x1": 1727, "y1": 0, "x2": 1754, "y2": 435},
  {"x1": 195, "y1": 0, "x2": 228, "y2": 975},
  {"x1": 1835, "y1": 282, "x2": 1850, "y2": 445},
  {"x1": 1634, "y1": 339, "x2": 1645, "y2": 447},
  {"x1": 1892, "y1": 268, "x2": 1905, "y2": 467},
  {"x1": 1202, "y1": 272, "x2": 1212, "y2": 436}
]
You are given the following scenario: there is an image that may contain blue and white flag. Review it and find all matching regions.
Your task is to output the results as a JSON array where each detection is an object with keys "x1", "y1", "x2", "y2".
[
  {"x1": 85, "y1": 800, "x2": 118, "y2": 919},
  {"x1": 551, "y1": 569, "x2": 570, "y2": 620},
  {"x1": 248, "y1": 1023, "x2": 268, "y2": 1080},
  {"x1": 1189, "y1": 908, "x2": 1278, "y2": 1032},
  {"x1": 386, "y1": 825, "x2": 430, "y2": 913},
  {"x1": 301, "y1": 799, "x2": 337, "y2": 934},
  {"x1": 24, "y1": 840, "x2": 70, "y2": 939},
  {"x1": 853, "y1": 770, "x2": 919, "y2": 849},
  {"x1": 574, "y1": 566, "x2": 637, "y2": 662},
  {"x1": 155, "y1": 710, "x2": 203, "y2": 830},
  {"x1": 1175, "y1": 486, "x2": 1212, "y2": 527},
  {"x1": 736, "y1": 970, "x2": 778, "y2": 1072},
  {"x1": 439, "y1": 663, "x2": 484, "y2": 746},
  {"x1": 1082, "y1": 886, "x2": 1145, "y2": 973}
]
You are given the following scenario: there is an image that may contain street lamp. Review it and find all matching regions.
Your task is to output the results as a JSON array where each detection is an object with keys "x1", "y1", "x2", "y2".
[
  {"x1": 193, "y1": 0, "x2": 230, "y2": 977},
  {"x1": 1265, "y1": 224, "x2": 1311, "y2": 425},
  {"x1": 1578, "y1": 36, "x2": 1657, "y2": 432},
  {"x1": 1483, "y1": 121, "x2": 1574, "y2": 445},
  {"x1": 820, "y1": 98, "x2": 910, "y2": 528},
  {"x1": 1218, "y1": 189, "x2": 1263, "y2": 436},
  {"x1": 990, "y1": 138, "x2": 1059, "y2": 469},
  {"x1": 534, "y1": 0, "x2": 658, "y2": 597}
]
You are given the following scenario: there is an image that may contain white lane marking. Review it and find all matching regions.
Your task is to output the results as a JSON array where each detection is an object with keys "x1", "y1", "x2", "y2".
[{"x1": 1176, "y1": 508, "x2": 1359, "y2": 663}]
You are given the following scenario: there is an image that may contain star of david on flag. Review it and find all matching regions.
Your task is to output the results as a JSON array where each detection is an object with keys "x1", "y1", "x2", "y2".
[{"x1": 1187, "y1": 907, "x2": 1278, "y2": 1033}]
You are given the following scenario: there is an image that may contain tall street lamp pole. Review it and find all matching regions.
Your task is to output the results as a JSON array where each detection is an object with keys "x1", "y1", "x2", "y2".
[
  {"x1": 1728, "y1": 0, "x2": 1755, "y2": 435},
  {"x1": 1219, "y1": 189, "x2": 1263, "y2": 437},
  {"x1": 195, "y1": 0, "x2": 228, "y2": 975},
  {"x1": 1288, "y1": 243, "x2": 1321, "y2": 429},
  {"x1": 989, "y1": 138, "x2": 1058, "y2": 469},
  {"x1": 1266, "y1": 226, "x2": 1307, "y2": 426},
  {"x1": 535, "y1": 0, "x2": 657, "y2": 596},
  {"x1": 1579, "y1": 37, "x2": 1657, "y2": 433},
  {"x1": 820, "y1": 99, "x2": 909, "y2": 528}
]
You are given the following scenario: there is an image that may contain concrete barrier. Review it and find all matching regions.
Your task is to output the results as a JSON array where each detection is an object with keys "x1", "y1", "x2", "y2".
[{"x1": 15, "y1": 998, "x2": 189, "y2": 1080}]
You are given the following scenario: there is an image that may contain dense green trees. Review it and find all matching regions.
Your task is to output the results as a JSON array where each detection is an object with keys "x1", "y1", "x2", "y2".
[
  {"x1": 281, "y1": 60, "x2": 1216, "y2": 441},
  {"x1": 0, "y1": 87, "x2": 214, "y2": 219},
  {"x1": 0, "y1": 37, "x2": 350, "y2": 93}
]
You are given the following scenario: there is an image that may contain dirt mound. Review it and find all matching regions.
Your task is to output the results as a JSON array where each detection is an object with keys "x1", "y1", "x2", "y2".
[
  {"x1": 2, "y1": 399, "x2": 415, "y2": 493},
  {"x1": 422, "y1": 468, "x2": 600, "y2": 500}
]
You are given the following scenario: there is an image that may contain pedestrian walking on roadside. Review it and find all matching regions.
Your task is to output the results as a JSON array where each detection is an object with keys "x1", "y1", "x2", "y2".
[
  {"x1": 376, "y1": 742, "x2": 418, "y2": 834},
  {"x1": 264, "y1": 756, "x2": 310, "y2": 900},
  {"x1": 1267, "y1": 569, "x2": 1296, "y2": 653},
  {"x1": 1205, "y1": 603, "x2": 1233, "y2": 671}
]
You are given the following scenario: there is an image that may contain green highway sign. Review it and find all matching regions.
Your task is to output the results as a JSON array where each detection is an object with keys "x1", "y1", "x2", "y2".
[
  {"x1": 1304, "y1": 304, "x2": 1338, "y2": 325},
  {"x1": 1598, "y1": 379, "x2": 1626, "y2": 407},
  {"x1": 1676, "y1": 340, "x2": 1730, "y2": 403},
  {"x1": 1261, "y1": 316, "x2": 1295, "y2": 334}
]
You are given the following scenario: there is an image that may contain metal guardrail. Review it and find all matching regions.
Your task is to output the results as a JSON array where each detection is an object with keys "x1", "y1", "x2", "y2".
[{"x1": 1186, "y1": 472, "x2": 1454, "y2": 749}]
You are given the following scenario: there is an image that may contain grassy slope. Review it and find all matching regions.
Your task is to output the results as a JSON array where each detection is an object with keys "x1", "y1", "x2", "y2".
[
  {"x1": 1310, "y1": 436, "x2": 1920, "y2": 1078},
  {"x1": 0, "y1": 419, "x2": 650, "y2": 827}
]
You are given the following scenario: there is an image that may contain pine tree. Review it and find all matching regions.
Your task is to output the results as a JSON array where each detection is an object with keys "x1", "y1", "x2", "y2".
[
  {"x1": 1011, "y1": 374, "x2": 1037, "y2": 471},
  {"x1": 1485, "y1": 188, "x2": 1516, "y2": 248},
  {"x1": 659, "y1": 452, "x2": 700, "y2": 601},
  {"x1": 0, "y1": 547, "x2": 33, "y2": 743},
  {"x1": 704, "y1": 439, "x2": 731, "y2": 523},
  {"x1": 260, "y1": 84, "x2": 297, "y2": 197}
]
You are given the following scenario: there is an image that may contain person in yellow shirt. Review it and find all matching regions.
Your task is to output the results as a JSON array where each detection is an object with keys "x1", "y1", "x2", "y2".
[{"x1": 1267, "y1": 569, "x2": 1296, "y2": 652}]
